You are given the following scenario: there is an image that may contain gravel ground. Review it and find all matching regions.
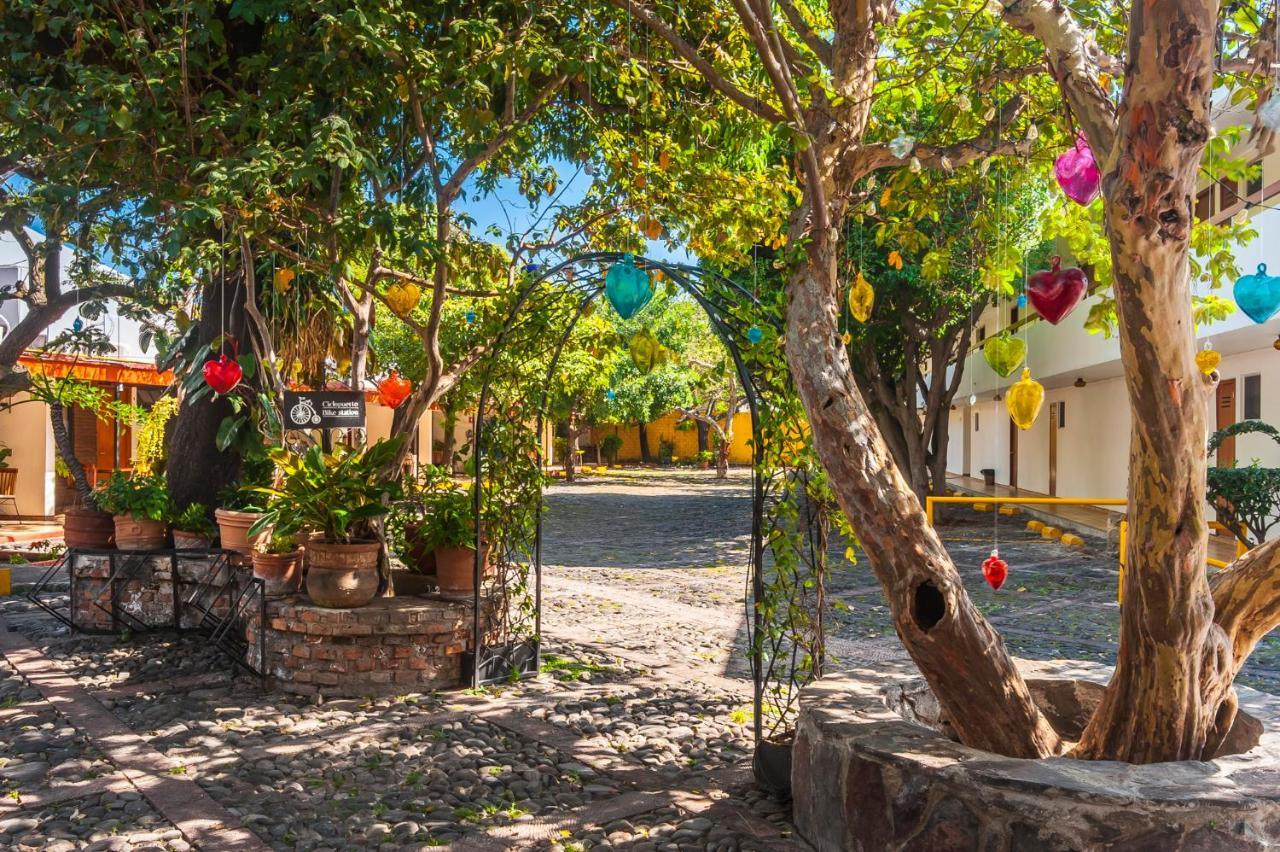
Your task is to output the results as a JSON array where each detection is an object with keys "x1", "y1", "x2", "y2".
[{"x1": 0, "y1": 791, "x2": 190, "y2": 851}]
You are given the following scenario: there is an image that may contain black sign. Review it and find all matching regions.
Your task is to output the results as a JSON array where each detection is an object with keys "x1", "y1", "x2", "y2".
[{"x1": 283, "y1": 391, "x2": 366, "y2": 429}]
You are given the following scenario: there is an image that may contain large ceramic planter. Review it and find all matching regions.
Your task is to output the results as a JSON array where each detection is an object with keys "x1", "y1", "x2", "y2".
[
  {"x1": 214, "y1": 508, "x2": 268, "y2": 555},
  {"x1": 435, "y1": 545, "x2": 488, "y2": 597},
  {"x1": 63, "y1": 507, "x2": 115, "y2": 549},
  {"x1": 305, "y1": 539, "x2": 381, "y2": 608},
  {"x1": 251, "y1": 548, "x2": 304, "y2": 596},
  {"x1": 172, "y1": 529, "x2": 213, "y2": 549},
  {"x1": 112, "y1": 514, "x2": 167, "y2": 550},
  {"x1": 793, "y1": 669, "x2": 1279, "y2": 851}
]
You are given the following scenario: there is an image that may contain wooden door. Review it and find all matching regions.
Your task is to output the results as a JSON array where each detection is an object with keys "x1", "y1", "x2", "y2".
[
  {"x1": 1008, "y1": 417, "x2": 1018, "y2": 490},
  {"x1": 1048, "y1": 402, "x2": 1059, "y2": 496},
  {"x1": 1216, "y1": 379, "x2": 1237, "y2": 468}
]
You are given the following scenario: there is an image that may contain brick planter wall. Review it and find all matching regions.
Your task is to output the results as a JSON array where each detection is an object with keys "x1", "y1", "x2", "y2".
[
  {"x1": 246, "y1": 597, "x2": 479, "y2": 697},
  {"x1": 70, "y1": 551, "x2": 240, "y2": 633}
]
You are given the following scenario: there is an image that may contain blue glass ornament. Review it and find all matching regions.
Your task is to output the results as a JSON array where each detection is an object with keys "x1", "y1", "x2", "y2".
[
  {"x1": 465, "y1": 310, "x2": 477, "y2": 324},
  {"x1": 746, "y1": 325, "x2": 764, "y2": 345},
  {"x1": 606, "y1": 389, "x2": 617, "y2": 401},
  {"x1": 72, "y1": 318, "x2": 84, "y2": 332},
  {"x1": 1234, "y1": 263, "x2": 1280, "y2": 324},
  {"x1": 1016, "y1": 293, "x2": 1027, "y2": 309},
  {"x1": 604, "y1": 253, "x2": 653, "y2": 319},
  {"x1": 524, "y1": 263, "x2": 541, "y2": 274}
]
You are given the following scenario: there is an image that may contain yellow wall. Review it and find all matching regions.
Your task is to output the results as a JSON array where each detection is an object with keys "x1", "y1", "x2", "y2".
[
  {"x1": 591, "y1": 411, "x2": 753, "y2": 464},
  {"x1": 0, "y1": 393, "x2": 56, "y2": 517}
]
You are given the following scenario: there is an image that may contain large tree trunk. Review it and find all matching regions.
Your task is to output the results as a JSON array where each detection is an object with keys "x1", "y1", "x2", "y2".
[
  {"x1": 49, "y1": 401, "x2": 94, "y2": 508},
  {"x1": 439, "y1": 405, "x2": 459, "y2": 470},
  {"x1": 785, "y1": 230, "x2": 1062, "y2": 759},
  {"x1": 1072, "y1": 0, "x2": 1223, "y2": 762},
  {"x1": 167, "y1": 270, "x2": 250, "y2": 511},
  {"x1": 637, "y1": 419, "x2": 652, "y2": 464}
]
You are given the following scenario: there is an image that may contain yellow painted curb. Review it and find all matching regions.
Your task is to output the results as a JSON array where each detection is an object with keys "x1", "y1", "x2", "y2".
[
  {"x1": 1041, "y1": 526, "x2": 1064, "y2": 540},
  {"x1": 1027, "y1": 520, "x2": 1044, "y2": 533},
  {"x1": 1061, "y1": 533, "x2": 1085, "y2": 547},
  {"x1": 972, "y1": 502, "x2": 992, "y2": 512},
  {"x1": 0, "y1": 566, "x2": 9, "y2": 597},
  {"x1": 998, "y1": 506, "x2": 1020, "y2": 517}
]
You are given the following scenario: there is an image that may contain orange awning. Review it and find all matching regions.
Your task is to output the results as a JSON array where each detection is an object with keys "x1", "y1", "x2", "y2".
[{"x1": 18, "y1": 353, "x2": 173, "y2": 388}]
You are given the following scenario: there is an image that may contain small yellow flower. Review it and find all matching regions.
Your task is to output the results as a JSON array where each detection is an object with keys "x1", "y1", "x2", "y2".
[{"x1": 887, "y1": 251, "x2": 904, "y2": 270}]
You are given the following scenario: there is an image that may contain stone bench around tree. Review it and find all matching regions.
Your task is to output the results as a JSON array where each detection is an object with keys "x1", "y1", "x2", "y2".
[{"x1": 793, "y1": 664, "x2": 1280, "y2": 851}]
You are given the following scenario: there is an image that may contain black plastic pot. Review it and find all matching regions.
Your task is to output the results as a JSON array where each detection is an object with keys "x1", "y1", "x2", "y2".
[
  {"x1": 752, "y1": 735, "x2": 793, "y2": 799},
  {"x1": 980, "y1": 467, "x2": 996, "y2": 487}
]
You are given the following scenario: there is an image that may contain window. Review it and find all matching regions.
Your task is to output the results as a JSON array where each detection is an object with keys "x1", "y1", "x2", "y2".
[
  {"x1": 1195, "y1": 187, "x2": 1213, "y2": 221},
  {"x1": 1010, "y1": 305, "x2": 1020, "y2": 324},
  {"x1": 1058, "y1": 401, "x2": 1066, "y2": 428},
  {"x1": 1248, "y1": 159, "x2": 1264, "y2": 198},
  {"x1": 977, "y1": 325, "x2": 986, "y2": 342},
  {"x1": 975, "y1": 413, "x2": 980, "y2": 432},
  {"x1": 1220, "y1": 177, "x2": 1240, "y2": 211},
  {"x1": 1244, "y1": 374, "x2": 1262, "y2": 420}
]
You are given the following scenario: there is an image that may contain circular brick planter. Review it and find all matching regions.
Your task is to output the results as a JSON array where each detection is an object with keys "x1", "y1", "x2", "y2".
[
  {"x1": 246, "y1": 596, "x2": 483, "y2": 697},
  {"x1": 793, "y1": 669, "x2": 1280, "y2": 851}
]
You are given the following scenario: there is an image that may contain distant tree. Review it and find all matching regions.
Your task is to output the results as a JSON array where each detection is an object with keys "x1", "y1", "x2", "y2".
[{"x1": 1208, "y1": 421, "x2": 1280, "y2": 549}]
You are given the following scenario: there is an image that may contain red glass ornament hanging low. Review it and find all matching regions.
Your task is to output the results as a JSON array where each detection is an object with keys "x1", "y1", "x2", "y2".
[
  {"x1": 377, "y1": 369, "x2": 412, "y2": 409},
  {"x1": 982, "y1": 548, "x2": 1008, "y2": 591},
  {"x1": 1026, "y1": 256, "x2": 1087, "y2": 325},
  {"x1": 202, "y1": 353, "x2": 243, "y2": 395}
]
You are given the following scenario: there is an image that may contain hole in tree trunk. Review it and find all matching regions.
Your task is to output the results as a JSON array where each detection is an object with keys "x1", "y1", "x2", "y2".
[{"x1": 912, "y1": 581, "x2": 946, "y2": 632}]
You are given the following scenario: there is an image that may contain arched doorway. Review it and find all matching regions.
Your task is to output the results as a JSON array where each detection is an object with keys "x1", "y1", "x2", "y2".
[{"x1": 465, "y1": 251, "x2": 830, "y2": 749}]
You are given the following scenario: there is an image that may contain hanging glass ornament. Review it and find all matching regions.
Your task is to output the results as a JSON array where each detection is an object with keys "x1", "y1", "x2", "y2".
[
  {"x1": 639, "y1": 215, "x2": 663, "y2": 240},
  {"x1": 658, "y1": 149, "x2": 671, "y2": 171},
  {"x1": 1233, "y1": 263, "x2": 1280, "y2": 324},
  {"x1": 983, "y1": 332, "x2": 1026, "y2": 378},
  {"x1": 385, "y1": 281, "x2": 421, "y2": 316},
  {"x1": 606, "y1": 389, "x2": 617, "y2": 401},
  {"x1": 1195, "y1": 347, "x2": 1221, "y2": 376},
  {"x1": 1027, "y1": 256, "x2": 1088, "y2": 324},
  {"x1": 273, "y1": 267, "x2": 296, "y2": 291},
  {"x1": 465, "y1": 310, "x2": 477, "y2": 324},
  {"x1": 1006, "y1": 368, "x2": 1044, "y2": 430},
  {"x1": 841, "y1": 331, "x2": 853, "y2": 346},
  {"x1": 376, "y1": 370, "x2": 412, "y2": 409},
  {"x1": 202, "y1": 353, "x2": 243, "y2": 395},
  {"x1": 887, "y1": 250, "x2": 904, "y2": 270},
  {"x1": 629, "y1": 329, "x2": 663, "y2": 374},
  {"x1": 746, "y1": 325, "x2": 764, "y2": 345},
  {"x1": 968, "y1": 393, "x2": 977, "y2": 406},
  {"x1": 1260, "y1": 91, "x2": 1280, "y2": 131},
  {"x1": 584, "y1": 162, "x2": 596, "y2": 176},
  {"x1": 524, "y1": 263, "x2": 541, "y2": 274},
  {"x1": 888, "y1": 134, "x2": 915, "y2": 159},
  {"x1": 848, "y1": 272, "x2": 875, "y2": 323},
  {"x1": 1016, "y1": 292, "x2": 1027, "y2": 309},
  {"x1": 605, "y1": 254, "x2": 654, "y2": 319},
  {"x1": 1053, "y1": 132, "x2": 1101, "y2": 206},
  {"x1": 72, "y1": 318, "x2": 84, "y2": 332},
  {"x1": 982, "y1": 548, "x2": 1008, "y2": 591}
]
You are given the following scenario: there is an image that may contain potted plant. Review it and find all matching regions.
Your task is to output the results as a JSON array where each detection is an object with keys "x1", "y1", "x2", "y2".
[
  {"x1": 214, "y1": 453, "x2": 274, "y2": 554},
  {"x1": 696, "y1": 450, "x2": 714, "y2": 470},
  {"x1": 388, "y1": 464, "x2": 451, "y2": 597},
  {"x1": 170, "y1": 502, "x2": 216, "y2": 549},
  {"x1": 251, "y1": 527, "x2": 305, "y2": 596},
  {"x1": 422, "y1": 487, "x2": 485, "y2": 598},
  {"x1": 250, "y1": 437, "x2": 404, "y2": 608},
  {"x1": 600, "y1": 433, "x2": 623, "y2": 467},
  {"x1": 94, "y1": 472, "x2": 169, "y2": 550}
]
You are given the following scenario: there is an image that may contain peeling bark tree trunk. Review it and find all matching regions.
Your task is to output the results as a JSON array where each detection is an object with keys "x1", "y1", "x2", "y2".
[
  {"x1": 785, "y1": 231, "x2": 1062, "y2": 758},
  {"x1": 167, "y1": 270, "x2": 251, "y2": 511},
  {"x1": 49, "y1": 401, "x2": 95, "y2": 508},
  {"x1": 1073, "y1": 0, "x2": 1225, "y2": 763}
]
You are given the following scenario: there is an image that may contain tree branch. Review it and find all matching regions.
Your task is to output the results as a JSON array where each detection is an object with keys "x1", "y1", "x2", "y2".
[
  {"x1": 776, "y1": 0, "x2": 833, "y2": 67},
  {"x1": 1211, "y1": 537, "x2": 1280, "y2": 673},
  {"x1": 859, "y1": 94, "x2": 1031, "y2": 172}
]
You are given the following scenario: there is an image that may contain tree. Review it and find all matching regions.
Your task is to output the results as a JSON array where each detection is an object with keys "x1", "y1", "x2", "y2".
[
  {"x1": 609, "y1": 0, "x2": 1280, "y2": 763},
  {"x1": 1207, "y1": 421, "x2": 1280, "y2": 549}
]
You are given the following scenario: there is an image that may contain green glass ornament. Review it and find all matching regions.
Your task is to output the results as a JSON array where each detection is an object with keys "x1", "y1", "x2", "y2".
[{"x1": 983, "y1": 332, "x2": 1026, "y2": 378}]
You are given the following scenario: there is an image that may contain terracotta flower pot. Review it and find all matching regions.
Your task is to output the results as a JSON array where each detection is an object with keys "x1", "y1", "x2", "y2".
[
  {"x1": 435, "y1": 545, "x2": 489, "y2": 597},
  {"x1": 63, "y1": 507, "x2": 116, "y2": 550},
  {"x1": 402, "y1": 522, "x2": 437, "y2": 576},
  {"x1": 391, "y1": 568, "x2": 435, "y2": 597},
  {"x1": 112, "y1": 514, "x2": 168, "y2": 550},
  {"x1": 251, "y1": 548, "x2": 304, "y2": 596},
  {"x1": 304, "y1": 539, "x2": 381, "y2": 608},
  {"x1": 172, "y1": 529, "x2": 213, "y2": 550},
  {"x1": 214, "y1": 508, "x2": 269, "y2": 555}
]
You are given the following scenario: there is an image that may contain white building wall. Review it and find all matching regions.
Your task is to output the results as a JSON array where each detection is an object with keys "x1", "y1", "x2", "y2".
[{"x1": 0, "y1": 393, "x2": 56, "y2": 517}]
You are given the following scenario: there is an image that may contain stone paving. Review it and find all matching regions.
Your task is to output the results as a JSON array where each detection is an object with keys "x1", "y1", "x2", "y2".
[{"x1": 0, "y1": 466, "x2": 1275, "y2": 850}]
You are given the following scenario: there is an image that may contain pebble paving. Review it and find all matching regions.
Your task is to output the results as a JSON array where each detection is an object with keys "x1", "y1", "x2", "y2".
[{"x1": 0, "y1": 467, "x2": 1274, "y2": 850}]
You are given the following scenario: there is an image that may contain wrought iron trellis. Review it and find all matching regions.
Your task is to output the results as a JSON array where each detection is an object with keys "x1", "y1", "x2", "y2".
[{"x1": 467, "y1": 251, "x2": 832, "y2": 746}]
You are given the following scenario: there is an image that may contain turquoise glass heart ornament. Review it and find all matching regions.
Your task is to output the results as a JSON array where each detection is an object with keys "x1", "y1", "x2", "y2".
[
  {"x1": 605, "y1": 254, "x2": 653, "y2": 319},
  {"x1": 1234, "y1": 263, "x2": 1280, "y2": 324}
]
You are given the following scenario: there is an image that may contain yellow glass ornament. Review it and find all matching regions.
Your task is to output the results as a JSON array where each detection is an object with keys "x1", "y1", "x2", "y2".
[
  {"x1": 1006, "y1": 368, "x2": 1044, "y2": 430},
  {"x1": 274, "y1": 267, "x2": 296, "y2": 291},
  {"x1": 887, "y1": 250, "x2": 904, "y2": 270},
  {"x1": 848, "y1": 272, "x2": 875, "y2": 323},
  {"x1": 639, "y1": 215, "x2": 663, "y2": 239},
  {"x1": 841, "y1": 331, "x2": 852, "y2": 345},
  {"x1": 385, "y1": 281, "x2": 421, "y2": 316},
  {"x1": 1195, "y1": 348, "x2": 1221, "y2": 376}
]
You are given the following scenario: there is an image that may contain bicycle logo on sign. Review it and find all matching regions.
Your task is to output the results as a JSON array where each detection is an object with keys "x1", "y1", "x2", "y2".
[{"x1": 290, "y1": 396, "x2": 322, "y2": 426}]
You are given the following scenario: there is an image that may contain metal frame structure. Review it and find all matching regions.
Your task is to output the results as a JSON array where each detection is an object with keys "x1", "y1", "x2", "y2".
[{"x1": 466, "y1": 251, "x2": 827, "y2": 746}]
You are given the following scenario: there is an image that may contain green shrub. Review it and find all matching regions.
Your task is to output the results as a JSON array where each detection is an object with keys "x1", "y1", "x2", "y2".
[{"x1": 95, "y1": 472, "x2": 168, "y2": 520}]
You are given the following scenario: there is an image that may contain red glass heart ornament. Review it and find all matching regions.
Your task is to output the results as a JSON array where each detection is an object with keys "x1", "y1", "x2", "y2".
[
  {"x1": 1027, "y1": 256, "x2": 1087, "y2": 325},
  {"x1": 202, "y1": 354, "x2": 243, "y2": 395},
  {"x1": 982, "y1": 549, "x2": 1008, "y2": 591},
  {"x1": 377, "y1": 369, "x2": 412, "y2": 409}
]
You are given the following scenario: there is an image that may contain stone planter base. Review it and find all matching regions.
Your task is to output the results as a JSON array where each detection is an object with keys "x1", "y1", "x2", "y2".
[{"x1": 794, "y1": 667, "x2": 1280, "y2": 851}]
